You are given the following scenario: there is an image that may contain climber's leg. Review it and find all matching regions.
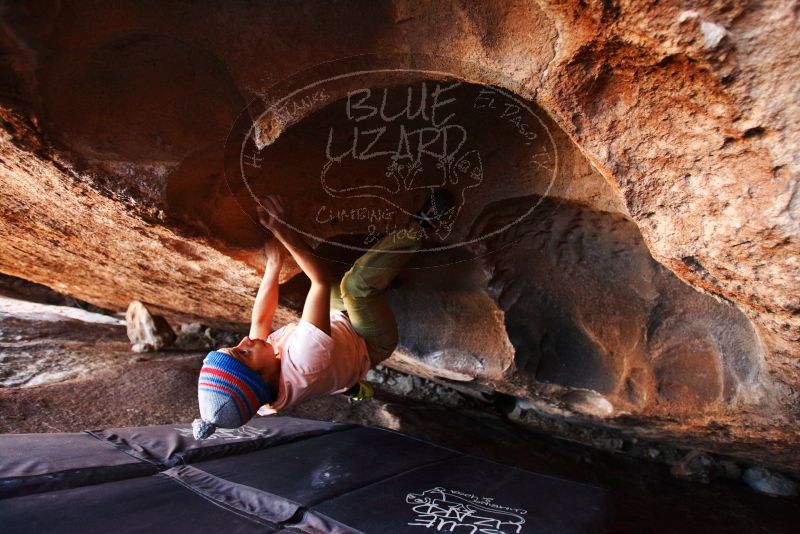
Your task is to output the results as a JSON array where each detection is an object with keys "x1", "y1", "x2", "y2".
[{"x1": 341, "y1": 230, "x2": 422, "y2": 365}]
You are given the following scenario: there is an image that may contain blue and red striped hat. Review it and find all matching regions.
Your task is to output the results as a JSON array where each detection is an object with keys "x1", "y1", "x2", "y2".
[{"x1": 192, "y1": 351, "x2": 274, "y2": 439}]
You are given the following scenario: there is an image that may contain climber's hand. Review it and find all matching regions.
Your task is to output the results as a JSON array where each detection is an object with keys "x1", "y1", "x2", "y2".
[{"x1": 256, "y1": 195, "x2": 288, "y2": 232}]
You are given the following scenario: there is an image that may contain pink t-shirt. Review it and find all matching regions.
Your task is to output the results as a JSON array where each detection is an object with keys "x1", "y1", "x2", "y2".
[{"x1": 267, "y1": 311, "x2": 370, "y2": 411}]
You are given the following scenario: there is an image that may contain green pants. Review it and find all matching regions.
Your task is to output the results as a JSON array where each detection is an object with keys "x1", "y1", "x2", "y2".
[{"x1": 330, "y1": 230, "x2": 421, "y2": 365}]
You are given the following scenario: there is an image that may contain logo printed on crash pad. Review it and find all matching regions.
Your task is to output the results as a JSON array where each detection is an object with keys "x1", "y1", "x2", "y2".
[
  {"x1": 175, "y1": 425, "x2": 267, "y2": 441},
  {"x1": 406, "y1": 486, "x2": 527, "y2": 533}
]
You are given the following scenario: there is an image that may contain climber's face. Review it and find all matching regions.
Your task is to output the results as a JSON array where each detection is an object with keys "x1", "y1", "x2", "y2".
[{"x1": 220, "y1": 336, "x2": 279, "y2": 382}]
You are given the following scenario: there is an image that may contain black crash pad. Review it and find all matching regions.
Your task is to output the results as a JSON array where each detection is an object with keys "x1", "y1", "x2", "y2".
[
  {"x1": 188, "y1": 426, "x2": 457, "y2": 506},
  {"x1": 0, "y1": 432, "x2": 156, "y2": 498},
  {"x1": 89, "y1": 417, "x2": 356, "y2": 467},
  {"x1": 0, "y1": 416, "x2": 610, "y2": 533},
  {"x1": 1, "y1": 471, "x2": 272, "y2": 533},
  {"x1": 312, "y1": 454, "x2": 608, "y2": 533},
  {"x1": 90, "y1": 415, "x2": 353, "y2": 467}
]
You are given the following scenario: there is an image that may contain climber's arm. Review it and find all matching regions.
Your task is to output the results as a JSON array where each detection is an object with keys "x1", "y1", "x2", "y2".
[
  {"x1": 271, "y1": 227, "x2": 331, "y2": 337},
  {"x1": 257, "y1": 196, "x2": 331, "y2": 336},
  {"x1": 249, "y1": 241, "x2": 283, "y2": 340}
]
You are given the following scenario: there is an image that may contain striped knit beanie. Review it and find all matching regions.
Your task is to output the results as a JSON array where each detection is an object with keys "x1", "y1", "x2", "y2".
[{"x1": 192, "y1": 351, "x2": 274, "y2": 439}]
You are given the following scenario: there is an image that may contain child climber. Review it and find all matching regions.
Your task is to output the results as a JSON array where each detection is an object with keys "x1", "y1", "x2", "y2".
[{"x1": 192, "y1": 190, "x2": 455, "y2": 439}]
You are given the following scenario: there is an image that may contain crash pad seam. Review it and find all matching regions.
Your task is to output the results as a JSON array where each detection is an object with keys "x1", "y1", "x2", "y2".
[
  {"x1": 161, "y1": 465, "x2": 297, "y2": 528},
  {"x1": 0, "y1": 463, "x2": 158, "y2": 500}
]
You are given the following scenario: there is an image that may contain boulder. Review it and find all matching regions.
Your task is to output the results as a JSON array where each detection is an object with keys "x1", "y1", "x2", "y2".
[
  {"x1": 743, "y1": 467, "x2": 799, "y2": 497},
  {"x1": 125, "y1": 301, "x2": 176, "y2": 353},
  {"x1": 671, "y1": 450, "x2": 718, "y2": 483}
]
